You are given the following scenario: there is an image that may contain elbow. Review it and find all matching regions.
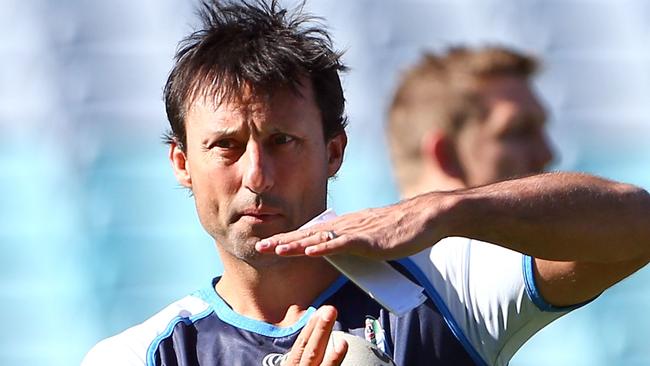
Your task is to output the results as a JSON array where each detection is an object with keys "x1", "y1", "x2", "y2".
[
  {"x1": 628, "y1": 184, "x2": 650, "y2": 260},
  {"x1": 644, "y1": 186, "x2": 650, "y2": 261},
  {"x1": 612, "y1": 182, "x2": 650, "y2": 261},
  {"x1": 612, "y1": 181, "x2": 647, "y2": 196},
  {"x1": 632, "y1": 184, "x2": 647, "y2": 197},
  {"x1": 613, "y1": 182, "x2": 650, "y2": 207}
]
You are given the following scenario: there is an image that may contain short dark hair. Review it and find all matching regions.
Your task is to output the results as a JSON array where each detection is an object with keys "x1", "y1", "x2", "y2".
[{"x1": 163, "y1": 0, "x2": 348, "y2": 151}]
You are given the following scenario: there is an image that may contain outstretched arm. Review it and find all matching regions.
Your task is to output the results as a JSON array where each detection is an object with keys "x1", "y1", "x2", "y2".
[{"x1": 257, "y1": 172, "x2": 650, "y2": 306}]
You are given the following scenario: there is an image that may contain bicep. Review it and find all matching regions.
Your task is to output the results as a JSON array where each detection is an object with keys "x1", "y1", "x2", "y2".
[{"x1": 534, "y1": 257, "x2": 650, "y2": 307}]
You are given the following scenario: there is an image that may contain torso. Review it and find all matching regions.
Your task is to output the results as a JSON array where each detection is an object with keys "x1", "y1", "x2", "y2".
[{"x1": 152, "y1": 260, "x2": 480, "y2": 366}]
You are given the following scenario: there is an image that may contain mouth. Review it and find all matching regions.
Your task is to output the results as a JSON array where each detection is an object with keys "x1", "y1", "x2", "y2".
[{"x1": 237, "y1": 207, "x2": 283, "y2": 223}]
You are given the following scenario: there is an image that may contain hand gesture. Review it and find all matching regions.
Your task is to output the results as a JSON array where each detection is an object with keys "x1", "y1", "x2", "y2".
[
  {"x1": 257, "y1": 197, "x2": 444, "y2": 260},
  {"x1": 282, "y1": 306, "x2": 348, "y2": 366}
]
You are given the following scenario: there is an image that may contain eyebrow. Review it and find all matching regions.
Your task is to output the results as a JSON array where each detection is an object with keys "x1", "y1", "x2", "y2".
[
  {"x1": 207, "y1": 124, "x2": 295, "y2": 139},
  {"x1": 210, "y1": 126, "x2": 242, "y2": 136}
]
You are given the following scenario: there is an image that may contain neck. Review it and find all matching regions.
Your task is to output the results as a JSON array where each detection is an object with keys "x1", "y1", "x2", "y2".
[
  {"x1": 402, "y1": 171, "x2": 467, "y2": 198},
  {"x1": 215, "y1": 248, "x2": 340, "y2": 326}
]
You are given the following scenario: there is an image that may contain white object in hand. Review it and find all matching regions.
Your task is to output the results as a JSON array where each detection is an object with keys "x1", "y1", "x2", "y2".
[{"x1": 326, "y1": 331, "x2": 396, "y2": 366}]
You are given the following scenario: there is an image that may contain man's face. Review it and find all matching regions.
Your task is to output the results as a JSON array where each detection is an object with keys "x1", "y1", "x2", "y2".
[
  {"x1": 454, "y1": 76, "x2": 553, "y2": 186},
  {"x1": 170, "y1": 81, "x2": 345, "y2": 265}
]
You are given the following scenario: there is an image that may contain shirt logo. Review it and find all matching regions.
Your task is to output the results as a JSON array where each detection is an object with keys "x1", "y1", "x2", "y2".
[
  {"x1": 262, "y1": 352, "x2": 286, "y2": 366},
  {"x1": 365, "y1": 316, "x2": 387, "y2": 352}
]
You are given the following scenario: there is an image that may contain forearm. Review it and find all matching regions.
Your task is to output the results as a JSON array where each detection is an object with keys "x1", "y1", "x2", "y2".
[
  {"x1": 258, "y1": 172, "x2": 649, "y2": 264},
  {"x1": 432, "y1": 172, "x2": 650, "y2": 263}
]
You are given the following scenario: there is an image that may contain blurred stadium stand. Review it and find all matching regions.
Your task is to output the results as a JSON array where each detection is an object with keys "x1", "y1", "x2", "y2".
[{"x1": 1, "y1": 0, "x2": 648, "y2": 365}]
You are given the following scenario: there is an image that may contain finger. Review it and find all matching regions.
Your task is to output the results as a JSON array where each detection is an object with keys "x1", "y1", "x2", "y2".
[
  {"x1": 299, "y1": 306, "x2": 338, "y2": 366},
  {"x1": 322, "y1": 337, "x2": 348, "y2": 366},
  {"x1": 283, "y1": 309, "x2": 319, "y2": 365},
  {"x1": 255, "y1": 229, "x2": 318, "y2": 253},
  {"x1": 275, "y1": 231, "x2": 336, "y2": 256},
  {"x1": 304, "y1": 236, "x2": 352, "y2": 257}
]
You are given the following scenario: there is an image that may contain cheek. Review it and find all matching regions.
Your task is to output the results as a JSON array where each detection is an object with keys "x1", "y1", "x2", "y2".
[
  {"x1": 280, "y1": 154, "x2": 328, "y2": 192},
  {"x1": 191, "y1": 165, "x2": 240, "y2": 218},
  {"x1": 276, "y1": 149, "x2": 330, "y2": 214},
  {"x1": 494, "y1": 141, "x2": 535, "y2": 173},
  {"x1": 284, "y1": 141, "x2": 328, "y2": 177}
]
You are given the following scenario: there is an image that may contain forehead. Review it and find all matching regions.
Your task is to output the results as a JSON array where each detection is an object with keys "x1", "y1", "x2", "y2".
[
  {"x1": 479, "y1": 76, "x2": 543, "y2": 111},
  {"x1": 466, "y1": 75, "x2": 547, "y2": 135},
  {"x1": 186, "y1": 80, "x2": 322, "y2": 133}
]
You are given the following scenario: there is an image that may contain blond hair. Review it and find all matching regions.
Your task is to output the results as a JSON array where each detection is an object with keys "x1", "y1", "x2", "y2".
[{"x1": 387, "y1": 46, "x2": 539, "y2": 191}]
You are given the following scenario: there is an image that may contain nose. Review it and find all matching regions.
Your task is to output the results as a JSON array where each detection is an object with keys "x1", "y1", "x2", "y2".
[{"x1": 241, "y1": 140, "x2": 274, "y2": 194}]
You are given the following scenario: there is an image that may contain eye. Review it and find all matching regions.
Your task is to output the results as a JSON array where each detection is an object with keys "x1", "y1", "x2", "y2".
[
  {"x1": 501, "y1": 118, "x2": 541, "y2": 140},
  {"x1": 213, "y1": 138, "x2": 240, "y2": 149},
  {"x1": 271, "y1": 134, "x2": 295, "y2": 145},
  {"x1": 515, "y1": 124, "x2": 539, "y2": 137}
]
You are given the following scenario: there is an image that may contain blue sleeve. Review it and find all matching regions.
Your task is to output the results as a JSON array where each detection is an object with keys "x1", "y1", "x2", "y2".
[{"x1": 522, "y1": 255, "x2": 598, "y2": 312}]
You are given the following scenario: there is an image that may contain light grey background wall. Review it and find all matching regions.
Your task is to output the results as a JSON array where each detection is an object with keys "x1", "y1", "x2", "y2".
[{"x1": 1, "y1": 0, "x2": 648, "y2": 365}]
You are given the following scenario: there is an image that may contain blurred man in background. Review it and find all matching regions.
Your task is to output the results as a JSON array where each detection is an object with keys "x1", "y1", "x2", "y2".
[{"x1": 387, "y1": 46, "x2": 553, "y2": 197}]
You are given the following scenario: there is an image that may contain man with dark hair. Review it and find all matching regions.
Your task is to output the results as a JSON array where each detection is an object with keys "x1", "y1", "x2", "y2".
[
  {"x1": 85, "y1": 1, "x2": 351, "y2": 364},
  {"x1": 83, "y1": 2, "x2": 650, "y2": 365}
]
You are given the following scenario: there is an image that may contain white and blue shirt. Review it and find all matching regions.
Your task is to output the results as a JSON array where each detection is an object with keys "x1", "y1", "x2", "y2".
[{"x1": 83, "y1": 237, "x2": 588, "y2": 366}]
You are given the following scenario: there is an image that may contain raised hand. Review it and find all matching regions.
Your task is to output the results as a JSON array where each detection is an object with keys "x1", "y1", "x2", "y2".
[
  {"x1": 282, "y1": 306, "x2": 348, "y2": 366},
  {"x1": 256, "y1": 196, "x2": 448, "y2": 260}
]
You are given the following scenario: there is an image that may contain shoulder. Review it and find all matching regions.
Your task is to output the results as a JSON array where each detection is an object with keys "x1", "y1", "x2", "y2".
[{"x1": 81, "y1": 295, "x2": 212, "y2": 366}]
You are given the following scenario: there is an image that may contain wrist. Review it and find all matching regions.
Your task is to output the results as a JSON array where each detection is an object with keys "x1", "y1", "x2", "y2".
[{"x1": 415, "y1": 190, "x2": 465, "y2": 242}]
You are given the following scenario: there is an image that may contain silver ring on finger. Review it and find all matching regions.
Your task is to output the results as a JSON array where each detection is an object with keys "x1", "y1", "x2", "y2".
[{"x1": 325, "y1": 230, "x2": 337, "y2": 241}]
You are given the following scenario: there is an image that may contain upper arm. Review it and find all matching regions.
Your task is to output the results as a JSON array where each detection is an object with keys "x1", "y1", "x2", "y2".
[
  {"x1": 82, "y1": 295, "x2": 211, "y2": 366},
  {"x1": 534, "y1": 257, "x2": 650, "y2": 307},
  {"x1": 410, "y1": 238, "x2": 572, "y2": 366},
  {"x1": 81, "y1": 337, "x2": 145, "y2": 366}
]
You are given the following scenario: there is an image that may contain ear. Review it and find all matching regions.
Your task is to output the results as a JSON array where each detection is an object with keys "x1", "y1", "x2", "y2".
[
  {"x1": 421, "y1": 130, "x2": 464, "y2": 180},
  {"x1": 326, "y1": 132, "x2": 347, "y2": 177},
  {"x1": 169, "y1": 142, "x2": 192, "y2": 189}
]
